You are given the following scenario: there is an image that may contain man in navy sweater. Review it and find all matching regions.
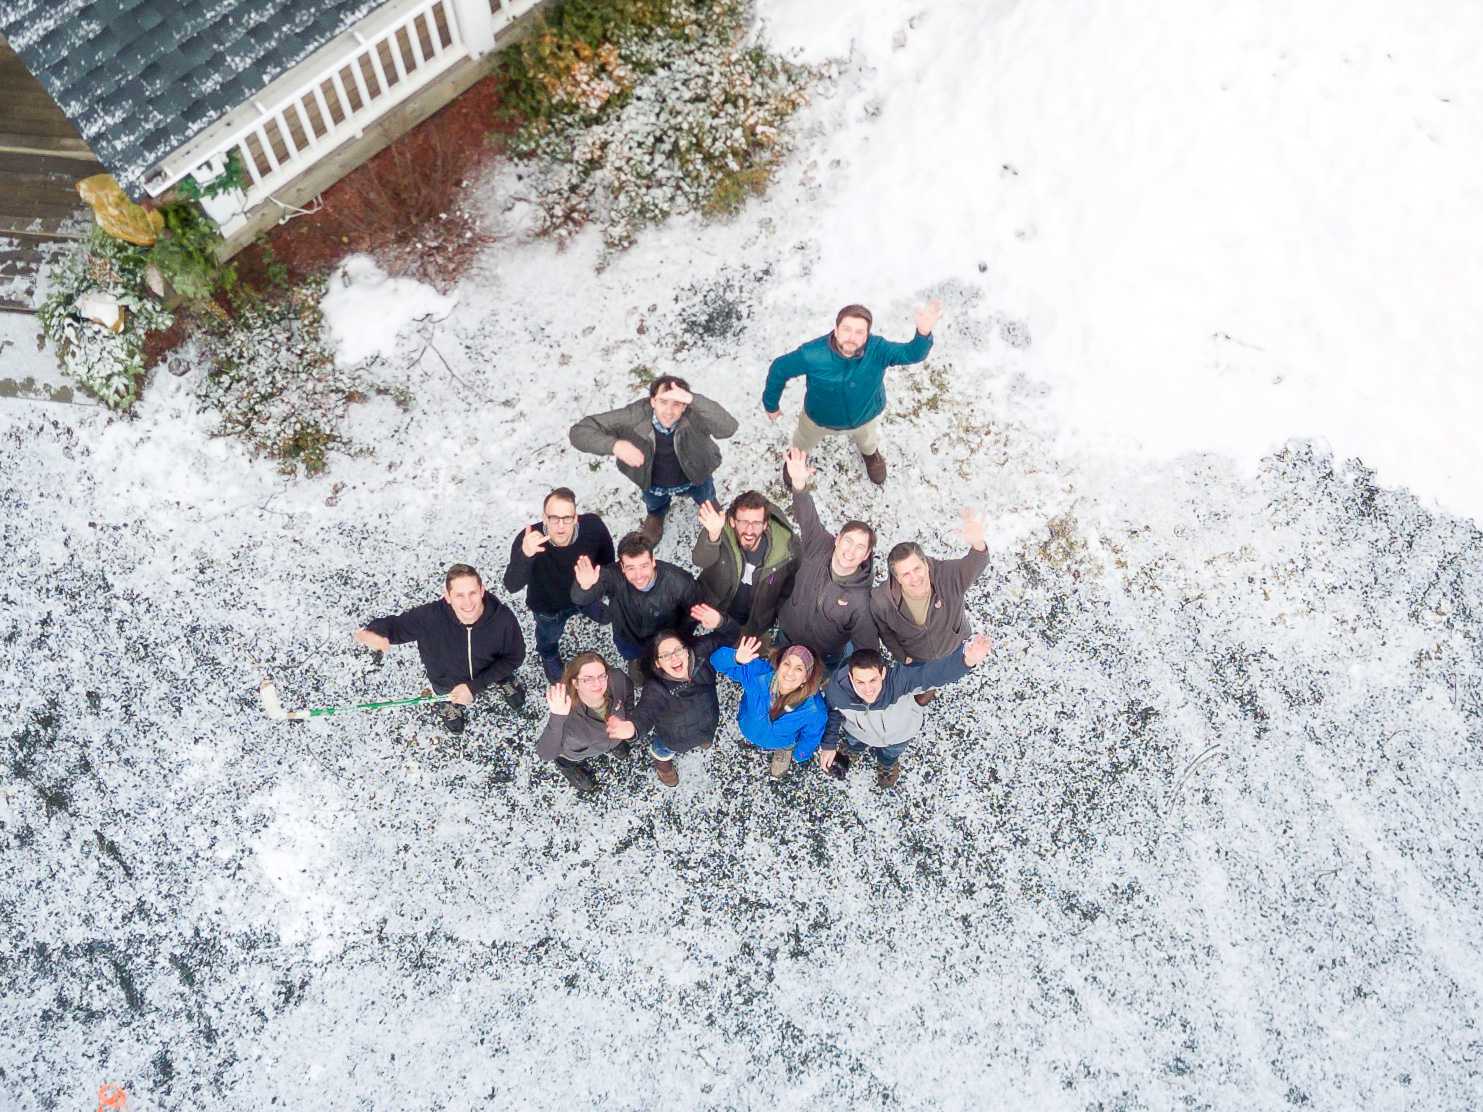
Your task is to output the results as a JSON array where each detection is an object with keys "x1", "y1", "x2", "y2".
[
  {"x1": 355, "y1": 564, "x2": 527, "y2": 735},
  {"x1": 503, "y1": 487, "x2": 615, "y2": 682}
]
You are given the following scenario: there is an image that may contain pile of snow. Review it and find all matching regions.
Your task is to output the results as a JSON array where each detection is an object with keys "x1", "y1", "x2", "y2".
[{"x1": 320, "y1": 254, "x2": 458, "y2": 366}]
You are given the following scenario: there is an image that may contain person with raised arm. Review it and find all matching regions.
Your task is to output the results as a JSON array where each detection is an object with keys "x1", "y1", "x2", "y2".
[
  {"x1": 762, "y1": 300, "x2": 942, "y2": 486},
  {"x1": 775, "y1": 447, "x2": 879, "y2": 669},
  {"x1": 869, "y1": 508, "x2": 990, "y2": 706},
  {"x1": 535, "y1": 652, "x2": 636, "y2": 793},
  {"x1": 571, "y1": 531, "x2": 705, "y2": 686},
  {"x1": 604, "y1": 605, "x2": 738, "y2": 787},
  {"x1": 569, "y1": 374, "x2": 739, "y2": 542},
  {"x1": 691, "y1": 490, "x2": 800, "y2": 637},
  {"x1": 711, "y1": 635, "x2": 827, "y2": 779},
  {"x1": 503, "y1": 487, "x2": 614, "y2": 683},
  {"x1": 819, "y1": 635, "x2": 994, "y2": 789}
]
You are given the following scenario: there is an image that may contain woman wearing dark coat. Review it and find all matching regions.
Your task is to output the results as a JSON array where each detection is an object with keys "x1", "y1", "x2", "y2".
[{"x1": 605, "y1": 610, "x2": 737, "y2": 787}]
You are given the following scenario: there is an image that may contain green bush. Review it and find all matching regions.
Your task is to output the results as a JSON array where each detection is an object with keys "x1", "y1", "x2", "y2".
[
  {"x1": 35, "y1": 229, "x2": 174, "y2": 410},
  {"x1": 195, "y1": 279, "x2": 361, "y2": 477},
  {"x1": 496, "y1": 0, "x2": 816, "y2": 252},
  {"x1": 148, "y1": 203, "x2": 237, "y2": 303}
]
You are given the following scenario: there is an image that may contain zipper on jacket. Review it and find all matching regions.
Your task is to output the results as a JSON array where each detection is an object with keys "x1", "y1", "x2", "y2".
[{"x1": 466, "y1": 627, "x2": 474, "y2": 681}]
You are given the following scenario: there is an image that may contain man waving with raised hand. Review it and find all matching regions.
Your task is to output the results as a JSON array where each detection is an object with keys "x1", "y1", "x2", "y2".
[{"x1": 762, "y1": 299, "x2": 942, "y2": 486}]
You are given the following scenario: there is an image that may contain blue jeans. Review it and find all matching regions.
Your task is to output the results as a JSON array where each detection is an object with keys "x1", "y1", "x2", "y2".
[
  {"x1": 642, "y1": 477, "x2": 716, "y2": 517},
  {"x1": 842, "y1": 737, "x2": 909, "y2": 768},
  {"x1": 533, "y1": 602, "x2": 605, "y2": 664}
]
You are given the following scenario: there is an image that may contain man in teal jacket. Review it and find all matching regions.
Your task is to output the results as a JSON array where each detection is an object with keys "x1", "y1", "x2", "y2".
[{"x1": 762, "y1": 299, "x2": 942, "y2": 485}]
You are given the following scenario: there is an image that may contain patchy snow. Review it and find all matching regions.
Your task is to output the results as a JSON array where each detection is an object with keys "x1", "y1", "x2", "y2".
[
  {"x1": 4, "y1": 3, "x2": 1483, "y2": 1110},
  {"x1": 321, "y1": 254, "x2": 458, "y2": 366}
]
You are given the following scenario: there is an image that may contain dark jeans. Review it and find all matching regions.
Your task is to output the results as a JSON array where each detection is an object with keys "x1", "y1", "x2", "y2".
[
  {"x1": 533, "y1": 601, "x2": 606, "y2": 664},
  {"x1": 613, "y1": 631, "x2": 645, "y2": 662},
  {"x1": 642, "y1": 477, "x2": 716, "y2": 517},
  {"x1": 842, "y1": 736, "x2": 909, "y2": 768}
]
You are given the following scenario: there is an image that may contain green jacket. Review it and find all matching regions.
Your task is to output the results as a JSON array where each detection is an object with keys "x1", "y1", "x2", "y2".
[
  {"x1": 691, "y1": 501, "x2": 800, "y2": 636},
  {"x1": 762, "y1": 331, "x2": 933, "y2": 430}
]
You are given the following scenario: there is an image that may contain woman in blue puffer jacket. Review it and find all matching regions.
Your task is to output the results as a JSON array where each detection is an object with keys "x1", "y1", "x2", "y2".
[{"x1": 711, "y1": 636, "x2": 827, "y2": 779}]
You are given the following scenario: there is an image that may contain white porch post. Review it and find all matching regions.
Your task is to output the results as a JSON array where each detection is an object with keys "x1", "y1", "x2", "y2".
[{"x1": 450, "y1": 0, "x2": 499, "y2": 57}]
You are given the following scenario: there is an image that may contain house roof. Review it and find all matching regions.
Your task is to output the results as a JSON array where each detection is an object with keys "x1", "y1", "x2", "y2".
[{"x1": 0, "y1": 1, "x2": 386, "y2": 196}]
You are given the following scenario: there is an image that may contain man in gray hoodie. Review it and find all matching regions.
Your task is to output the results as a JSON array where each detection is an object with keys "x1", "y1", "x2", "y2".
[
  {"x1": 819, "y1": 634, "x2": 993, "y2": 788},
  {"x1": 869, "y1": 508, "x2": 990, "y2": 706},
  {"x1": 775, "y1": 448, "x2": 879, "y2": 667}
]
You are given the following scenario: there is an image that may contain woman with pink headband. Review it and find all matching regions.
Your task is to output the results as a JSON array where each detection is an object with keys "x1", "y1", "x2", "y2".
[{"x1": 710, "y1": 637, "x2": 828, "y2": 778}]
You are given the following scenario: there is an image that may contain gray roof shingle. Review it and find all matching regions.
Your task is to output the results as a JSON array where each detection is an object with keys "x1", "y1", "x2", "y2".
[{"x1": 1, "y1": 0, "x2": 386, "y2": 195}]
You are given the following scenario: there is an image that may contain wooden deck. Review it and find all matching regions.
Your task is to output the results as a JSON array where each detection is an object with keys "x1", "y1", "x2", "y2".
[{"x1": 0, "y1": 37, "x2": 101, "y2": 311}]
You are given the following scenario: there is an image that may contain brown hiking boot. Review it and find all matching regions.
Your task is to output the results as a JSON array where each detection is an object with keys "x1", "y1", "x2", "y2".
[
  {"x1": 914, "y1": 689, "x2": 938, "y2": 706},
  {"x1": 768, "y1": 749, "x2": 792, "y2": 778},
  {"x1": 877, "y1": 762, "x2": 901, "y2": 789},
  {"x1": 861, "y1": 450, "x2": 887, "y2": 485},
  {"x1": 640, "y1": 511, "x2": 665, "y2": 544},
  {"x1": 653, "y1": 756, "x2": 679, "y2": 787}
]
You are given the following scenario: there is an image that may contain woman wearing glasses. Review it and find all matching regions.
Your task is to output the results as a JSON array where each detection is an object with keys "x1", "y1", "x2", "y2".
[
  {"x1": 536, "y1": 652, "x2": 636, "y2": 793},
  {"x1": 604, "y1": 606, "x2": 738, "y2": 787}
]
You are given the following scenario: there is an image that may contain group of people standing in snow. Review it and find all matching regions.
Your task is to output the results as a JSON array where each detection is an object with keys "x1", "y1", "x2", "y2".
[{"x1": 355, "y1": 298, "x2": 995, "y2": 792}]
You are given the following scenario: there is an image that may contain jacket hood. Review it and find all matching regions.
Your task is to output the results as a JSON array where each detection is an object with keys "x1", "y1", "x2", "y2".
[
  {"x1": 442, "y1": 591, "x2": 506, "y2": 628},
  {"x1": 825, "y1": 662, "x2": 888, "y2": 711}
]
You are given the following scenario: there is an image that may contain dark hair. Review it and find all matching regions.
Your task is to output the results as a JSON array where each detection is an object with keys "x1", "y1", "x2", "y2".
[
  {"x1": 616, "y1": 532, "x2": 655, "y2": 562},
  {"x1": 835, "y1": 304, "x2": 873, "y2": 330},
  {"x1": 543, "y1": 487, "x2": 577, "y2": 512},
  {"x1": 727, "y1": 490, "x2": 768, "y2": 520},
  {"x1": 444, "y1": 563, "x2": 482, "y2": 591},
  {"x1": 649, "y1": 374, "x2": 691, "y2": 399},
  {"x1": 645, "y1": 630, "x2": 690, "y2": 679},
  {"x1": 886, "y1": 540, "x2": 927, "y2": 574},
  {"x1": 839, "y1": 519, "x2": 876, "y2": 556},
  {"x1": 846, "y1": 648, "x2": 886, "y2": 675}
]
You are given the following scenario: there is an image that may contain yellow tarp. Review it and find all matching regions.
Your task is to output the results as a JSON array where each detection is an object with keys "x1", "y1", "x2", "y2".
[{"x1": 77, "y1": 174, "x2": 165, "y2": 246}]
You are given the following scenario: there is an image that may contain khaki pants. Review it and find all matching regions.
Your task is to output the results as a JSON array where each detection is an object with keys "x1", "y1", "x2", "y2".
[{"x1": 791, "y1": 411, "x2": 881, "y2": 456}]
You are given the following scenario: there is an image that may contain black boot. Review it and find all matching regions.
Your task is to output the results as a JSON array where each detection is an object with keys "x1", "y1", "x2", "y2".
[
  {"x1": 556, "y1": 757, "x2": 597, "y2": 793},
  {"x1": 497, "y1": 680, "x2": 527, "y2": 710},
  {"x1": 435, "y1": 702, "x2": 466, "y2": 735}
]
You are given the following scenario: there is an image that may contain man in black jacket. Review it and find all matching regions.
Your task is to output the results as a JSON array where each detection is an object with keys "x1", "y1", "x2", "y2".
[
  {"x1": 568, "y1": 375, "x2": 739, "y2": 543},
  {"x1": 355, "y1": 564, "x2": 526, "y2": 735},
  {"x1": 503, "y1": 487, "x2": 614, "y2": 683},
  {"x1": 571, "y1": 532, "x2": 705, "y2": 683},
  {"x1": 692, "y1": 490, "x2": 800, "y2": 637}
]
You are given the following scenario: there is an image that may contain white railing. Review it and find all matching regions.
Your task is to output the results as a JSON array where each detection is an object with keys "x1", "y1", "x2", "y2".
[{"x1": 149, "y1": 0, "x2": 542, "y2": 234}]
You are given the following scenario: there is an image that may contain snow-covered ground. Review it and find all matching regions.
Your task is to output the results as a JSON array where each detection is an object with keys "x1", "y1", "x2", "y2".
[{"x1": 4, "y1": 2, "x2": 1483, "y2": 1109}]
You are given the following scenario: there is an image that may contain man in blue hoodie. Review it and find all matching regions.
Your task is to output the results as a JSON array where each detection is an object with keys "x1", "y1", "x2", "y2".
[
  {"x1": 819, "y1": 634, "x2": 992, "y2": 788},
  {"x1": 762, "y1": 299, "x2": 942, "y2": 485}
]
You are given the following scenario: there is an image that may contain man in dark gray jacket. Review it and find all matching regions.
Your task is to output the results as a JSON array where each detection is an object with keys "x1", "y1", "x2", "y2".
[
  {"x1": 869, "y1": 509, "x2": 990, "y2": 706},
  {"x1": 569, "y1": 374, "x2": 739, "y2": 543},
  {"x1": 571, "y1": 531, "x2": 706, "y2": 682},
  {"x1": 775, "y1": 448, "x2": 879, "y2": 668},
  {"x1": 692, "y1": 490, "x2": 800, "y2": 637},
  {"x1": 820, "y1": 635, "x2": 993, "y2": 788}
]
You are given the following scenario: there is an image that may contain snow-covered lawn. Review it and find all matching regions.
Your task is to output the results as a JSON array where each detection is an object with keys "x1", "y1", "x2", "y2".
[{"x1": 4, "y1": 2, "x2": 1482, "y2": 1108}]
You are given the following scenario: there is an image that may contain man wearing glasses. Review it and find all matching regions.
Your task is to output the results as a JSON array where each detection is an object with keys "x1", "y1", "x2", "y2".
[{"x1": 504, "y1": 487, "x2": 616, "y2": 682}]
